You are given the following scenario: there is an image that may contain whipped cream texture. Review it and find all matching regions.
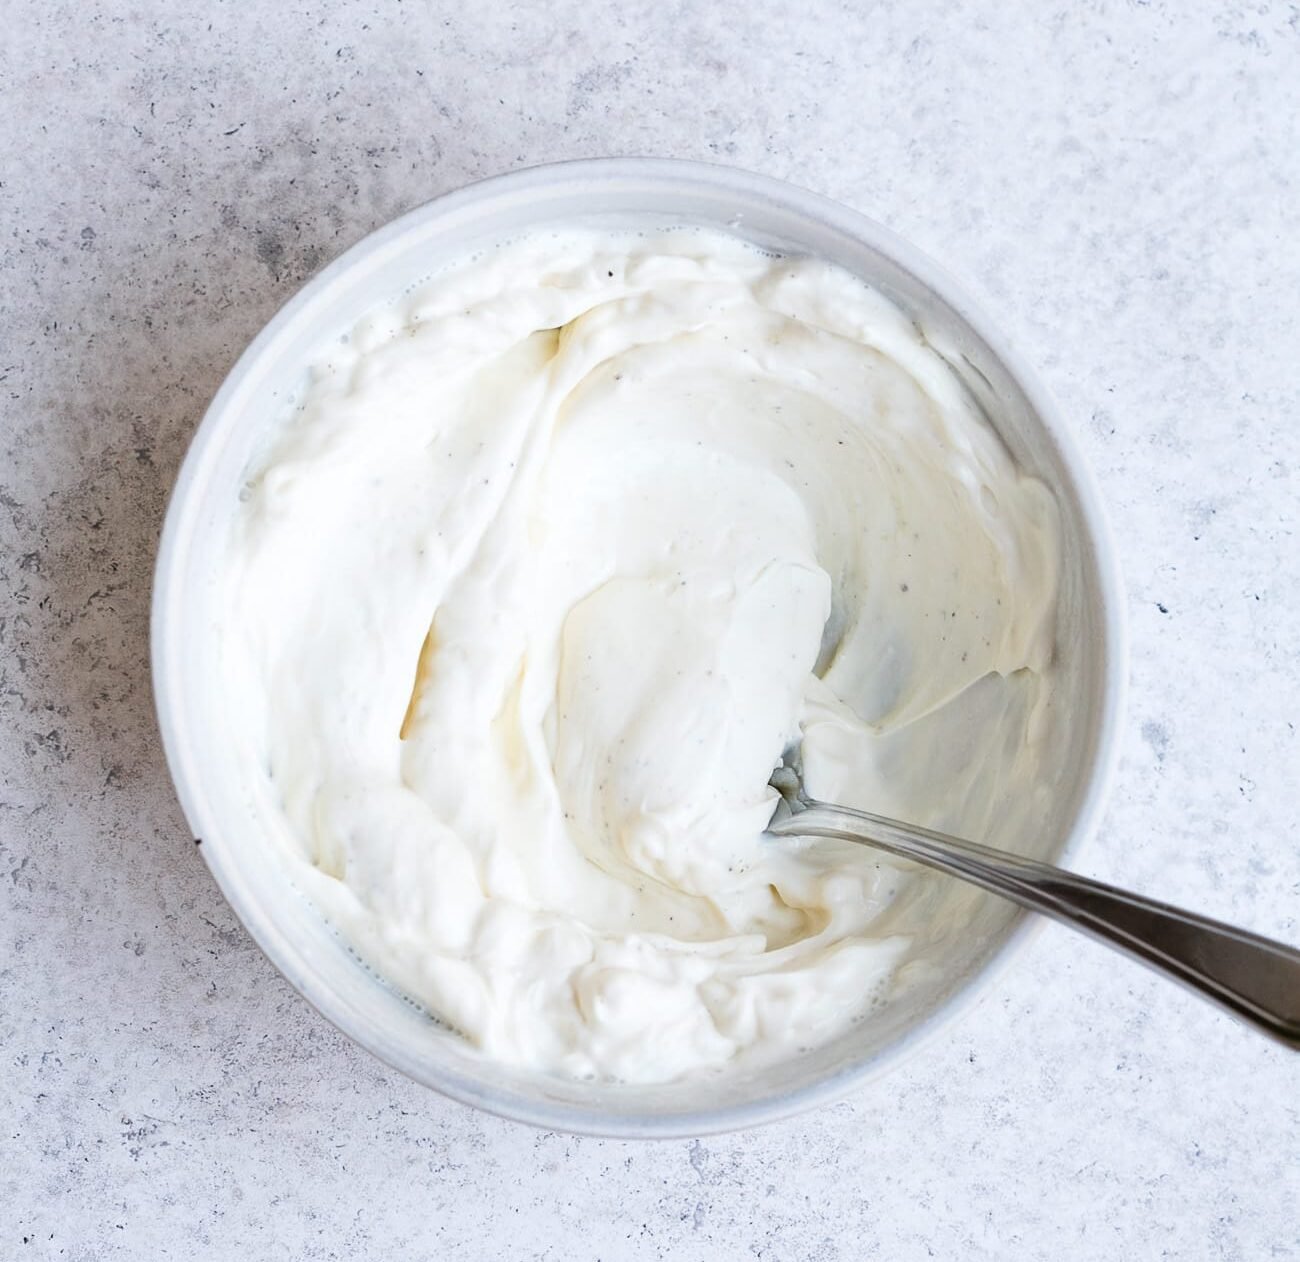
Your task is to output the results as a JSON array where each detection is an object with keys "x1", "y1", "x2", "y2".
[{"x1": 227, "y1": 227, "x2": 1060, "y2": 1083}]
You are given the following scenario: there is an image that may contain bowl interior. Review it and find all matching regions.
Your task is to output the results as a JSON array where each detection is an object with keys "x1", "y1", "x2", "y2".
[{"x1": 153, "y1": 160, "x2": 1121, "y2": 1136}]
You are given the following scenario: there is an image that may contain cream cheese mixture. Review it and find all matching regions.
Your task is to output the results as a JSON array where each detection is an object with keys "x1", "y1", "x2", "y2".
[{"x1": 227, "y1": 227, "x2": 1061, "y2": 1084}]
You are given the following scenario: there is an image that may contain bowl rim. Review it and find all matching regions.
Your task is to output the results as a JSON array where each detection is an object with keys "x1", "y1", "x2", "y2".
[{"x1": 152, "y1": 155, "x2": 1128, "y2": 1138}]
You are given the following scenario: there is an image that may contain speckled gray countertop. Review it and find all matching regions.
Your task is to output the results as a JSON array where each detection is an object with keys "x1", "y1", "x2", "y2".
[{"x1": 2, "y1": 2, "x2": 1298, "y2": 1258}]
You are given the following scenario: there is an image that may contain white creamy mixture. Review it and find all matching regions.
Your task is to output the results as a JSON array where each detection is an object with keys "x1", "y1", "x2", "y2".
[{"x1": 227, "y1": 227, "x2": 1060, "y2": 1083}]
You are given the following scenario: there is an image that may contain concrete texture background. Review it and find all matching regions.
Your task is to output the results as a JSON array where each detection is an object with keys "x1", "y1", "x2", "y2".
[{"x1": 1, "y1": 1, "x2": 1297, "y2": 1257}]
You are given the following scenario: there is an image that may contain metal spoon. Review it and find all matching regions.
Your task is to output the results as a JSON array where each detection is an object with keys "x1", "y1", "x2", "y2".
[{"x1": 768, "y1": 748, "x2": 1300, "y2": 1048}]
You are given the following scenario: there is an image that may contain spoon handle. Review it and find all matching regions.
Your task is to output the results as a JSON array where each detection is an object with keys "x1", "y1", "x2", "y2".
[{"x1": 770, "y1": 801, "x2": 1300, "y2": 1048}]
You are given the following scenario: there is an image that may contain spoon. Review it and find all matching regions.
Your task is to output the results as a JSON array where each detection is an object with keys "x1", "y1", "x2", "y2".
[{"x1": 768, "y1": 748, "x2": 1300, "y2": 1048}]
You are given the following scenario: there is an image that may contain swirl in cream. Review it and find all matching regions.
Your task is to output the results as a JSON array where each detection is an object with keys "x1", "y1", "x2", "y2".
[{"x1": 227, "y1": 228, "x2": 1060, "y2": 1082}]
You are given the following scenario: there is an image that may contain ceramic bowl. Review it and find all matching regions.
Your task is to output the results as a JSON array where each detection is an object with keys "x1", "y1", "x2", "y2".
[{"x1": 152, "y1": 158, "x2": 1126, "y2": 1136}]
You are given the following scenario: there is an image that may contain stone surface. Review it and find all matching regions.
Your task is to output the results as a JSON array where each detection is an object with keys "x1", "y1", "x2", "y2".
[{"x1": 2, "y1": 1, "x2": 1297, "y2": 1258}]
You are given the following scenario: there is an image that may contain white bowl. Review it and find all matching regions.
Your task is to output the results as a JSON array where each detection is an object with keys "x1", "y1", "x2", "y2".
[{"x1": 152, "y1": 158, "x2": 1126, "y2": 1137}]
